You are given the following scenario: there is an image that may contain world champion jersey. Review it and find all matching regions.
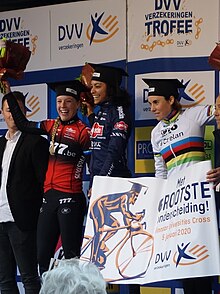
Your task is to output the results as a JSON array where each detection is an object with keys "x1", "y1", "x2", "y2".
[{"x1": 151, "y1": 105, "x2": 215, "y2": 179}]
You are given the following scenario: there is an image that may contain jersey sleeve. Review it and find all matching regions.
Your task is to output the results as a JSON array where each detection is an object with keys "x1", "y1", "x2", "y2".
[
  {"x1": 186, "y1": 105, "x2": 215, "y2": 125},
  {"x1": 78, "y1": 124, "x2": 91, "y2": 169},
  {"x1": 79, "y1": 125, "x2": 91, "y2": 153},
  {"x1": 6, "y1": 92, "x2": 48, "y2": 135},
  {"x1": 88, "y1": 113, "x2": 96, "y2": 127},
  {"x1": 151, "y1": 127, "x2": 167, "y2": 179},
  {"x1": 99, "y1": 106, "x2": 131, "y2": 176}
]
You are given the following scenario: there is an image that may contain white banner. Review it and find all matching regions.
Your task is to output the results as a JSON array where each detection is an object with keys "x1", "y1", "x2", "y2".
[
  {"x1": 81, "y1": 160, "x2": 220, "y2": 284},
  {"x1": 128, "y1": 0, "x2": 219, "y2": 62}
]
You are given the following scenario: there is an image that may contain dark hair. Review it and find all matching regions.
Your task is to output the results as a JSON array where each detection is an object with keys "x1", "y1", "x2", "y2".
[
  {"x1": 2, "y1": 91, "x2": 26, "y2": 109},
  {"x1": 107, "y1": 85, "x2": 131, "y2": 107},
  {"x1": 164, "y1": 95, "x2": 182, "y2": 112}
]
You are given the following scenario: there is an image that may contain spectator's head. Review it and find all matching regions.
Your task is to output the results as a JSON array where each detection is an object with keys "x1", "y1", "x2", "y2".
[
  {"x1": 1, "y1": 91, "x2": 27, "y2": 132},
  {"x1": 39, "y1": 258, "x2": 107, "y2": 294},
  {"x1": 2, "y1": 91, "x2": 26, "y2": 113}
]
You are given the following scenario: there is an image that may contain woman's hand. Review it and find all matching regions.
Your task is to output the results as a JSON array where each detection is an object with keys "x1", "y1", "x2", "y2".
[
  {"x1": 80, "y1": 92, "x2": 94, "y2": 116},
  {"x1": 0, "y1": 79, "x2": 11, "y2": 94},
  {"x1": 206, "y1": 167, "x2": 220, "y2": 189},
  {"x1": 87, "y1": 188, "x2": 92, "y2": 199}
]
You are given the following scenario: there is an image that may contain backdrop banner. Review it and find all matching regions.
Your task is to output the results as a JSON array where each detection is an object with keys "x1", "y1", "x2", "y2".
[
  {"x1": 81, "y1": 160, "x2": 220, "y2": 284},
  {"x1": 128, "y1": 0, "x2": 219, "y2": 62}
]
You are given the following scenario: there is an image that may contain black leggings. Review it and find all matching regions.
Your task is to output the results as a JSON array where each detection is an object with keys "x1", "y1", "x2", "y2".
[{"x1": 37, "y1": 189, "x2": 87, "y2": 274}]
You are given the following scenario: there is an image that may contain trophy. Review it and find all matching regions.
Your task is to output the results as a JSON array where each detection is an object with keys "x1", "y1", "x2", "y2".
[{"x1": 79, "y1": 63, "x2": 94, "y2": 115}]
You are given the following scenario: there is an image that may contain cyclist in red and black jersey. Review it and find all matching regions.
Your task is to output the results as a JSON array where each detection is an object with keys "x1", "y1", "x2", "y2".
[{"x1": 4, "y1": 80, "x2": 91, "y2": 274}]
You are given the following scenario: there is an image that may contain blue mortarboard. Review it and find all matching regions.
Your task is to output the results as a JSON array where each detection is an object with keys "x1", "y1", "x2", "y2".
[{"x1": 130, "y1": 182, "x2": 144, "y2": 193}]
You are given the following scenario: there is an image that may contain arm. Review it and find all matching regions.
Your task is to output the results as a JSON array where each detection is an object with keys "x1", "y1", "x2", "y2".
[
  {"x1": 99, "y1": 106, "x2": 131, "y2": 176},
  {"x1": 187, "y1": 105, "x2": 215, "y2": 125},
  {"x1": 88, "y1": 113, "x2": 96, "y2": 127},
  {"x1": 79, "y1": 124, "x2": 91, "y2": 167},
  {"x1": 120, "y1": 194, "x2": 143, "y2": 224},
  {"x1": 5, "y1": 92, "x2": 48, "y2": 135},
  {"x1": 151, "y1": 128, "x2": 167, "y2": 179},
  {"x1": 206, "y1": 167, "x2": 220, "y2": 188},
  {"x1": 80, "y1": 96, "x2": 95, "y2": 127},
  {"x1": 153, "y1": 154, "x2": 168, "y2": 179}
]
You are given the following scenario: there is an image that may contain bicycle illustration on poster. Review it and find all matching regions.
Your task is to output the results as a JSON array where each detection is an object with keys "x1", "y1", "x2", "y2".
[
  {"x1": 81, "y1": 178, "x2": 154, "y2": 282},
  {"x1": 81, "y1": 162, "x2": 220, "y2": 285}
]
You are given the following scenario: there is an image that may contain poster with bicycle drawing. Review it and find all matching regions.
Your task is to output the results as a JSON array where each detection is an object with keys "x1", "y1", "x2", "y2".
[{"x1": 80, "y1": 160, "x2": 220, "y2": 284}]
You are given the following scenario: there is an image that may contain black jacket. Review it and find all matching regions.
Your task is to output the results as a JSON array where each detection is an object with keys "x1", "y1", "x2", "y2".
[
  {"x1": 213, "y1": 129, "x2": 220, "y2": 166},
  {"x1": 0, "y1": 132, "x2": 49, "y2": 231}
]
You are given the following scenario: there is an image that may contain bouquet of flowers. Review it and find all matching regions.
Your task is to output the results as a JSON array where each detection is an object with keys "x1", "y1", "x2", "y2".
[
  {"x1": 208, "y1": 42, "x2": 220, "y2": 70},
  {"x1": 0, "y1": 38, "x2": 31, "y2": 93}
]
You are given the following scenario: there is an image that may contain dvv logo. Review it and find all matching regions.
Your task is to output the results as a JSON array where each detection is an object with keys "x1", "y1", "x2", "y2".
[
  {"x1": 86, "y1": 12, "x2": 120, "y2": 45},
  {"x1": 173, "y1": 242, "x2": 209, "y2": 267},
  {"x1": 178, "y1": 79, "x2": 206, "y2": 108},
  {"x1": 26, "y1": 94, "x2": 41, "y2": 118},
  {"x1": 155, "y1": 250, "x2": 171, "y2": 264}
]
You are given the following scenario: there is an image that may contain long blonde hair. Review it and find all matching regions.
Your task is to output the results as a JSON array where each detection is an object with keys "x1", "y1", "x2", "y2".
[{"x1": 49, "y1": 117, "x2": 60, "y2": 155}]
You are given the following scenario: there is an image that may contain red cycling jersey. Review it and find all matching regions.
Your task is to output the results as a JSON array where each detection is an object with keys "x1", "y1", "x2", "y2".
[{"x1": 41, "y1": 118, "x2": 90, "y2": 193}]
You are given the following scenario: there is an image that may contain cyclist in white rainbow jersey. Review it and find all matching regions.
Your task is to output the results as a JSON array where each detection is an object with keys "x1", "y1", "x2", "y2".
[{"x1": 143, "y1": 78, "x2": 218, "y2": 294}]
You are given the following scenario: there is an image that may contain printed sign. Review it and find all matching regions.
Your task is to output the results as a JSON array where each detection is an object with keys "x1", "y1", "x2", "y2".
[{"x1": 81, "y1": 160, "x2": 220, "y2": 284}]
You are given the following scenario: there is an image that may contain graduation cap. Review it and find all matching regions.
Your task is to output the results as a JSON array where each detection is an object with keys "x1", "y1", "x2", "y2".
[
  {"x1": 142, "y1": 78, "x2": 185, "y2": 99},
  {"x1": 48, "y1": 80, "x2": 88, "y2": 101},
  {"x1": 129, "y1": 181, "x2": 148, "y2": 194},
  {"x1": 89, "y1": 63, "x2": 128, "y2": 87}
]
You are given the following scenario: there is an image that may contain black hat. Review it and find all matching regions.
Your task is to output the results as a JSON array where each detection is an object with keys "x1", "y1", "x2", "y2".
[
  {"x1": 49, "y1": 80, "x2": 88, "y2": 101},
  {"x1": 89, "y1": 63, "x2": 128, "y2": 87},
  {"x1": 142, "y1": 78, "x2": 185, "y2": 99}
]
